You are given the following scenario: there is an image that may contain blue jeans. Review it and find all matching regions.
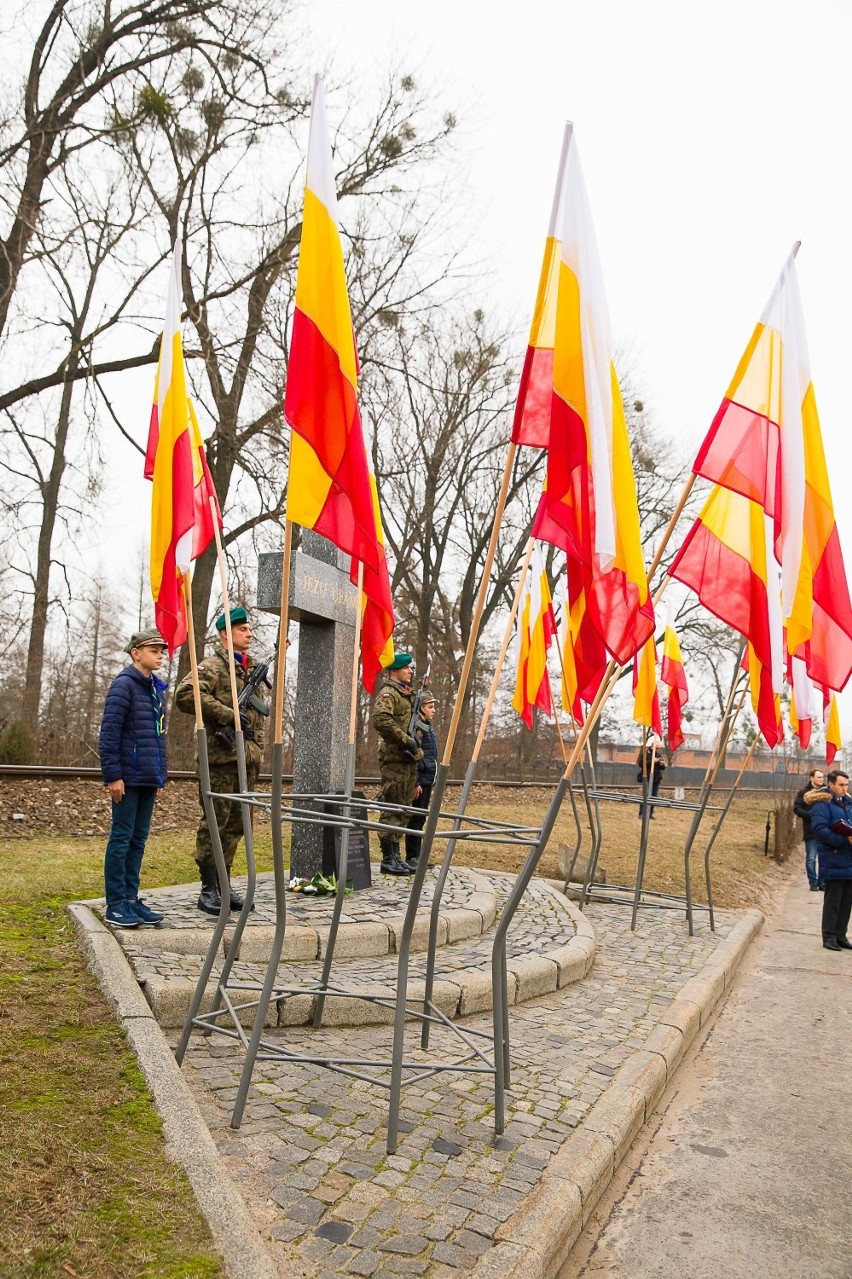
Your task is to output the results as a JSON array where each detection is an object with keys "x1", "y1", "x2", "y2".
[
  {"x1": 104, "y1": 786, "x2": 157, "y2": 905},
  {"x1": 805, "y1": 838, "x2": 821, "y2": 889}
]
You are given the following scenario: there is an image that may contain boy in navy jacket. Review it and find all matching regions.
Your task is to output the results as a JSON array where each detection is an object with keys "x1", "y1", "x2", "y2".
[{"x1": 98, "y1": 629, "x2": 168, "y2": 928}]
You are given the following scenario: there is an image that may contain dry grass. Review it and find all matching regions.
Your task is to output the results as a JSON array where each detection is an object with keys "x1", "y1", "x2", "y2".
[{"x1": 444, "y1": 784, "x2": 792, "y2": 913}]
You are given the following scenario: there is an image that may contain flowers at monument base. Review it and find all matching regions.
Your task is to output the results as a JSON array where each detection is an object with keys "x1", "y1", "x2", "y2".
[{"x1": 287, "y1": 872, "x2": 350, "y2": 896}]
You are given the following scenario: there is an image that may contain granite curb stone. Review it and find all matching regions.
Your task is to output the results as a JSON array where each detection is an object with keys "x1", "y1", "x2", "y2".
[
  {"x1": 478, "y1": 906, "x2": 764, "y2": 1279},
  {"x1": 67, "y1": 903, "x2": 279, "y2": 1279}
]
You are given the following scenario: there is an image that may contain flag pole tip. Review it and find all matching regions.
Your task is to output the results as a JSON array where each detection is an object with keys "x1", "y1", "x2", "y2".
[{"x1": 792, "y1": 240, "x2": 801, "y2": 258}]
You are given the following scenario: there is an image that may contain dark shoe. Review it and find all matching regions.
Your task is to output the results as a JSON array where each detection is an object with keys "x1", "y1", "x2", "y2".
[
  {"x1": 809, "y1": 884, "x2": 820, "y2": 891},
  {"x1": 228, "y1": 886, "x2": 255, "y2": 912},
  {"x1": 197, "y1": 865, "x2": 222, "y2": 915},
  {"x1": 104, "y1": 901, "x2": 140, "y2": 929},
  {"x1": 380, "y1": 850, "x2": 411, "y2": 876},
  {"x1": 836, "y1": 936, "x2": 852, "y2": 950},
  {"x1": 132, "y1": 898, "x2": 164, "y2": 925},
  {"x1": 823, "y1": 938, "x2": 842, "y2": 951}
]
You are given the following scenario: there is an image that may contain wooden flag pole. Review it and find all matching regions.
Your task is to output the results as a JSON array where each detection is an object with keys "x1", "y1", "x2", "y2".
[
  {"x1": 209, "y1": 496, "x2": 242, "y2": 731},
  {"x1": 273, "y1": 519, "x2": 294, "y2": 746},
  {"x1": 347, "y1": 561, "x2": 365, "y2": 749},
  {"x1": 313, "y1": 558, "x2": 364, "y2": 1027},
  {"x1": 471, "y1": 535, "x2": 534, "y2": 763},
  {"x1": 181, "y1": 572, "x2": 204, "y2": 731},
  {"x1": 441, "y1": 441, "x2": 518, "y2": 766}
]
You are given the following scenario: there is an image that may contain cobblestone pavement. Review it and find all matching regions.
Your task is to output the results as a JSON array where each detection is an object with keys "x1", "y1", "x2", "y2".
[
  {"x1": 176, "y1": 879, "x2": 736, "y2": 1277},
  {"x1": 127, "y1": 865, "x2": 490, "y2": 932},
  {"x1": 124, "y1": 875, "x2": 577, "y2": 1027}
]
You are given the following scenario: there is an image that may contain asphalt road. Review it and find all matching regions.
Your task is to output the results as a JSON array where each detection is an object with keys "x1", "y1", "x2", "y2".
[{"x1": 561, "y1": 869, "x2": 852, "y2": 1279}]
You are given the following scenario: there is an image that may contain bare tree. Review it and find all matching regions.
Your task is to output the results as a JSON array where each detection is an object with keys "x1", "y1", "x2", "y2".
[{"x1": 0, "y1": 0, "x2": 276, "y2": 347}]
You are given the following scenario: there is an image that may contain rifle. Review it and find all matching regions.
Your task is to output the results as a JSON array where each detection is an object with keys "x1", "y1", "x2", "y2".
[
  {"x1": 404, "y1": 663, "x2": 431, "y2": 759},
  {"x1": 213, "y1": 647, "x2": 276, "y2": 750}
]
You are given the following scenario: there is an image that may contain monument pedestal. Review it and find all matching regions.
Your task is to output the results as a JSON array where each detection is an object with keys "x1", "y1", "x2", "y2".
[{"x1": 257, "y1": 531, "x2": 359, "y2": 879}]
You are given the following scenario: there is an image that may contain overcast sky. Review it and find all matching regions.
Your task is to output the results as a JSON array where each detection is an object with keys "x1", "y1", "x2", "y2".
[{"x1": 99, "y1": 0, "x2": 852, "y2": 735}]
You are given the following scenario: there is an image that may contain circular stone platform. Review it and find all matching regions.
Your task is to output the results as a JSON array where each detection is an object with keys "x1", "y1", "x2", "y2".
[{"x1": 87, "y1": 868, "x2": 594, "y2": 1028}]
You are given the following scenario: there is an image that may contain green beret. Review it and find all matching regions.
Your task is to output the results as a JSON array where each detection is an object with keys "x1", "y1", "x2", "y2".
[
  {"x1": 388, "y1": 652, "x2": 413, "y2": 670},
  {"x1": 215, "y1": 606, "x2": 249, "y2": 632},
  {"x1": 125, "y1": 628, "x2": 166, "y2": 654}
]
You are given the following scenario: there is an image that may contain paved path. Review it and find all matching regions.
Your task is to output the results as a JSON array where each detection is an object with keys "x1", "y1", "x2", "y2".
[
  {"x1": 561, "y1": 874, "x2": 852, "y2": 1279},
  {"x1": 172, "y1": 879, "x2": 738, "y2": 1277}
]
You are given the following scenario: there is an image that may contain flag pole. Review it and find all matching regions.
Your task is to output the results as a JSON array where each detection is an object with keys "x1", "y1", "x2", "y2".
[
  {"x1": 391, "y1": 440, "x2": 518, "y2": 1143},
  {"x1": 181, "y1": 572, "x2": 204, "y2": 731},
  {"x1": 175, "y1": 568, "x2": 233, "y2": 1065},
  {"x1": 701, "y1": 733, "x2": 760, "y2": 932},
  {"x1": 208, "y1": 495, "x2": 258, "y2": 926},
  {"x1": 231, "y1": 513, "x2": 293, "y2": 1129},
  {"x1": 273, "y1": 519, "x2": 293, "y2": 746},
  {"x1": 441, "y1": 441, "x2": 518, "y2": 766},
  {"x1": 314, "y1": 559, "x2": 364, "y2": 1027},
  {"x1": 209, "y1": 497, "x2": 242, "y2": 732},
  {"x1": 420, "y1": 534, "x2": 533, "y2": 1050}
]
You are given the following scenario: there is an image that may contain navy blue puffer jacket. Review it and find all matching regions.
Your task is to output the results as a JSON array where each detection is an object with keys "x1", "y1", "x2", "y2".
[
  {"x1": 809, "y1": 791, "x2": 852, "y2": 881},
  {"x1": 99, "y1": 666, "x2": 168, "y2": 788},
  {"x1": 417, "y1": 724, "x2": 438, "y2": 788}
]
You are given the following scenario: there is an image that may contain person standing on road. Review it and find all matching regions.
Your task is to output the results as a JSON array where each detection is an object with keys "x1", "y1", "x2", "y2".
[
  {"x1": 793, "y1": 767, "x2": 825, "y2": 891},
  {"x1": 373, "y1": 652, "x2": 422, "y2": 876},
  {"x1": 405, "y1": 693, "x2": 438, "y2": 868},
  {"x1": 98, "y1": 629, "x2": 168, "y2": 929},
  {"x1": 174, "y1": 606, "x2": 265, "y2": 915},
  {"x1": 636, "y1": 735, "x2": 666, "y2": 820},
  {"x1": 806, "y1": 769, "x2": 852, "y2": 952}
]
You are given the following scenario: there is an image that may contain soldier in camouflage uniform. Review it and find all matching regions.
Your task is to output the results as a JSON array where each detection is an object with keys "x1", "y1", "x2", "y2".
[
  {"x1": 175, "y1": 606, "x2": 266, "y2": 914},
  {"x1": 373, "y1": 652, "x2": 423, "y2": 876}
]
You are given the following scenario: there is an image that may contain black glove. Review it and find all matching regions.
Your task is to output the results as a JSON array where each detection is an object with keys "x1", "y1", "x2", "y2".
[
  {"x1": 238, "y1": 711, "x2": 255, "y2": 741},
  {"x1": 404, "y1": 735, "x2": 423, "y2": 761}
]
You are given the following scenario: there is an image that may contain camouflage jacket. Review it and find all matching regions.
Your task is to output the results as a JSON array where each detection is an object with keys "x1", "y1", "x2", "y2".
[
  {"x1": 174, "y1": 646, "x2": 265, "y2": 767},
  {"x1": 373, "y1": 678, "x2": 419, "y2": 765}
]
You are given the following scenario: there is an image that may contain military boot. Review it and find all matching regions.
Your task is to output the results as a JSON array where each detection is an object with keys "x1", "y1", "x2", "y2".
[
  {"x1": 227, "y1": 871, "x2": 255, "y2": 913},
  {"x1": 197, "y1": 864, "x2": 221, "y2": 915},
  {"x1": 389, "y1": 839, "x2": 413, "y2": 875},
  {"x1": 380, "y1": 838, "x2": 410, "y2": 876}
]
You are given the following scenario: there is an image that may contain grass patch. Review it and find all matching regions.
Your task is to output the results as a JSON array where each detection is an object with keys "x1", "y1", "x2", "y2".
[{"x1": 0, "y1": 840, "x2": 234, "y2": 1278}]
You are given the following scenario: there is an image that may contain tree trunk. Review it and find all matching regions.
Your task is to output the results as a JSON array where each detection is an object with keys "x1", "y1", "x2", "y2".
[{"x1": 20, "y1": 369, "x2": 73, "y2": 726}]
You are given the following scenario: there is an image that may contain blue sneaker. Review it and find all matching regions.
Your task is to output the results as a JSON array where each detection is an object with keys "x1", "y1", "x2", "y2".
[
  {"x1": 132, "y1": 898, "x2": 164, "y2": 925},
  {"x1": 104, "y1": 901, "x2": 140, "y2": 928}
]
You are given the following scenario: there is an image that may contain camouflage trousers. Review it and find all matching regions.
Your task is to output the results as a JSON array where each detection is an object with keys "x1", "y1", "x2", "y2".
[
  {"x1": 376, "y1": 760, "x2": 417, "y2": 845},
  {"x1": 195, "y1": 763, "x2": 259, "y2": 872}
]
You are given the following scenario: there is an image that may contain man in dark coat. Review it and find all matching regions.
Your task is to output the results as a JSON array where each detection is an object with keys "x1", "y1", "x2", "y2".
[
  {"x1": 636, "y1": 735, "x2": 666, "y2": 819},
  {"x1": 807, "y1": 769, "x2": 852, "y2": 952},
  {"x1": 793, "y1": 767, "x2": 825, "y2": 890},
  {"x1": 405, "y1": 693, "x2": 438, "y2": 867},
  {"x1": 372, "y1": 652, "x2": 422, "y2": 876},
  {"x1": 98, "y1": 628, "x2": 168, "y2": 929},
  {"x1": 175, "y1": 606, "x2": 266, "y2": 914}
]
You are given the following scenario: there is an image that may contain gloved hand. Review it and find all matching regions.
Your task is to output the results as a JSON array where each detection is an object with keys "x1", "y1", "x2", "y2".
[
  {"x1": 238, "y1": 711, "x2": 255, "y2": 741},
  {"x1": 404, "y1": 735, "x2": 424, "y2": 761}
]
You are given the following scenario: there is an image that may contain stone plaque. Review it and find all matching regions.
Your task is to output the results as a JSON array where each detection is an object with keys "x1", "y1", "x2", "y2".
[{"x1": 322, "y1": 791, "x2": 372, "y2": 891}]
